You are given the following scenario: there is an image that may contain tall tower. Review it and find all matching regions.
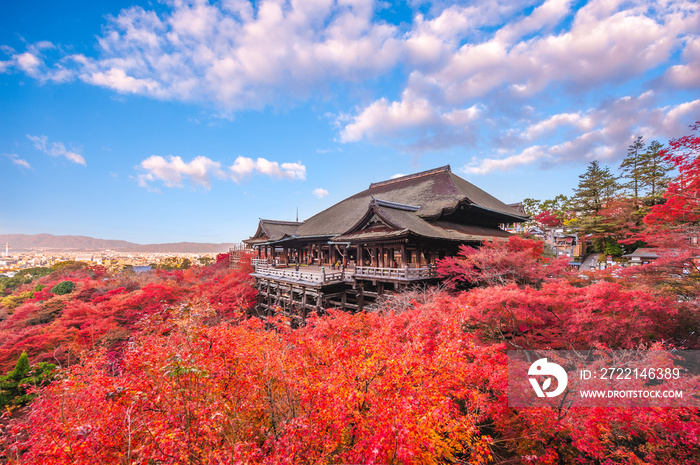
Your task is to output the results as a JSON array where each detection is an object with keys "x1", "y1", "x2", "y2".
[{"x1": 4, "y1": 243, "x2": 8, "y2": 257}]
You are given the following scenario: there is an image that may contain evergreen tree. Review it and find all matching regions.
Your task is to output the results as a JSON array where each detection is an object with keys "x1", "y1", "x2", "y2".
[
  {"x1": 0, "y1": 351, "x2": 56, "y2": 408},
  {"x1": 639, "y1": 140, "x2": 672, "y2": 202},
  {"x1": 571, "y1": 161, "x2": 619, "y2": 236},
  {"x1": 620, "y1": 136, "x2": 645, "y2": 198}
]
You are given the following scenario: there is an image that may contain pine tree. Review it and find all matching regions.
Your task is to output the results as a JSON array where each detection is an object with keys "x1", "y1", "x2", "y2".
[
  {"x1": 571, "y1": 161, "x2": 619, "y2": 236},
  {"x1": 639, "y1": 140, "x2": 672, "y2": 202},
  {"x1": 620, "y1": 136, "x2": 645, "y2": 198},
  {"x1": 0, "y1": 351, "x2": 56, "y2": 408}
]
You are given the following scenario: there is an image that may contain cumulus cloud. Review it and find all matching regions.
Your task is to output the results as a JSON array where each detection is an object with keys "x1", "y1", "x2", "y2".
[
  {"x1": 229, "y1": 156, "x2": 306, "y2": 182},
  {"x1": 463, "y1": 93, "x2": 700, "y2": 174},
  {"x1": 5, "y1": 0, "x2": 699, "y2": 164},
  {"x1": 313, "y1": 187, "x2": 329, "y2": 198},
  {"x1": 340, "y1": 90, "x2": 482, "y2": 150},
  {"x1": 138, "y1": 154, "x2": 306, "y2": 189},
  {"x1": 27, "y1": 135, "x2": 86, "y2": 165},
  {"x1": 339, "y1": 0, "x2": 699, "y2": 152},
  {"x1": 137, "y1": 155, "x2": 223, "y2": 188},
  {"x1": 663, "y1": 37, "x2": 700, "y2": 88},
  {"x1": 20, "y1": 0, "x2": 401, "y2": 110}
]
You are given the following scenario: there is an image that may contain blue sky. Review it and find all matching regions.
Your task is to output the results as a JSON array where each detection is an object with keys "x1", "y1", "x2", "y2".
[{"x1": 1, "y1": 0, "x2": 698, "y2": 244}]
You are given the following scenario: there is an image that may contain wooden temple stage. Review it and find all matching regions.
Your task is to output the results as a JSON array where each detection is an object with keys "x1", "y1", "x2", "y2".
[{"x1": 241, "y1": 166, "x2": 529, "y2": 315}]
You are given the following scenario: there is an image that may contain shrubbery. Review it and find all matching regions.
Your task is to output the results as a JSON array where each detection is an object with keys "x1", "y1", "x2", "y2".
[{"x1": 49, "y1": 281, "x2": 75, "y2": 295}]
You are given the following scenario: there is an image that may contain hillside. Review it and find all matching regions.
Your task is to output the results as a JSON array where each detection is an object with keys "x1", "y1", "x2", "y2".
[{"x1": 0, "y1": 234, "x2": 237, "y2": 253}]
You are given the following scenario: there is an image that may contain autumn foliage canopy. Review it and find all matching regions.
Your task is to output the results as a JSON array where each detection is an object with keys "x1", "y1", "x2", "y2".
[{"x1": 1, "y1": 123, "x2": 700, "y2": 463}]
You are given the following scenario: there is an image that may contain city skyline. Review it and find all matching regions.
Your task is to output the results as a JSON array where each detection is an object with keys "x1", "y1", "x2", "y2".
[{"x1": 2, "y1": 0, "x2": 698, "y2": 243}]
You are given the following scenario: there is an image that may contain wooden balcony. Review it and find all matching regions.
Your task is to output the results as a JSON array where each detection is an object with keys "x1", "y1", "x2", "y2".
[
  {"x1": 252, "y1": 263, "x2": 436, "y2": 286},
  {"x1": 354, "y1": 265, "x2": 437, "y2": 281}
]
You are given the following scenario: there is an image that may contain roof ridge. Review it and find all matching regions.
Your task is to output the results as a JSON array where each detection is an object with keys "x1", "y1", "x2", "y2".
[
  {"x1": 370, "y1": 197, "x2": 420, "y2": 212},
  {"x1": 369, "y1": 165, "x2": 451, "y2": 189},
  {"x1": 260, "y1": 219, "x2": 303, "y2": 225}
]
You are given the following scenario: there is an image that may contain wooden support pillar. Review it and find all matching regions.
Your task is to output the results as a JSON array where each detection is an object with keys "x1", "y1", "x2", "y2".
[
  {"x1": 400, "y1": 243, "x2": 406, "y2": 267},
  {"x1": 358, "y1": 245, "x2": 364, "y2": 267},
  {"x1": 341, "y1": 290, "x2": 347, "y2": 311},
  {"x1": 316, "y1": 292, "x2": 322, "y2": 311},
  {"x1": 357, "y1": 282, "x2": 364, "y2": 312},
  {"x1": 266, "y1": 281, "x2": 272, "y2": 316},
  {"x1": 301, "y1": 287, "x2": 308, "y2": 322}
]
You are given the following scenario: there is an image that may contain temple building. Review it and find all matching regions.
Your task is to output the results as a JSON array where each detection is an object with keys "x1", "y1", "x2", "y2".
[{"x1": 244, "y1": 165, "x2": 527, "y2": 315}]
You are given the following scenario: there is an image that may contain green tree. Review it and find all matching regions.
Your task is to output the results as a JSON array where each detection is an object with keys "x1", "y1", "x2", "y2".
[
  {"x1": 620, "y1": 136, "x2": 645, "y2": 198},
  {"x1": 157, "y1": 256, "x2": 192, "y2": 270},
  {"x1": 639, "y1": 140, "x2": 673, "y2": 202},
  {"x1": 522, "y1": 198, "x2": 542, "y2": 216},
  {"x1": 571, "y1": 161, "x2": 620, "y2": 236},
  {"x1": 0, "y1": 351, "x2": 56, "y2": 408},
  {"x1": 50, "y1": 280, "x2": 75, "y2": 295}
]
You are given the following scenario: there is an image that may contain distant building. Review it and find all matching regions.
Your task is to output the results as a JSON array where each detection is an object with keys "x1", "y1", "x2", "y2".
[
  {"x1": 623, "y1": 248, "x2": 668, "y2": 266},
  {"x1": 75, "y1": 254, "x2": 93, "y2": 263},
  {"x1": 502, "y1": 202, "x2": 527, "y2": 233}
]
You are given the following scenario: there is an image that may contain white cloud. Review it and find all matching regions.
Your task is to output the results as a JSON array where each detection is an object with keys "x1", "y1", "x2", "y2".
[
  {"x1": 27, "y1": 135, "x2": 86, "y2": 165},
  {"x1": 663, "y1": 37, "x2": 700, "y2": 88},
  {"x1": 3, "y1": 43, "x2": 74, "y2": 83},
  {"x1": 313, "y1": 187, "x2": 329, "y2": 198},
  {"x1": 340, "y1": 90, "x2": 482, "y2": 150},
  {"x1": 15, "y1": 52, "x2": 41, "y2": 75},
  {"x1": 39, "y1": 0, "x2": 401, "y2": 110},
  {"x1": 340, "y1": 0, "x2": 699, "y2": 148},
  {"x1": 463, "y1": 94, "x2": 700, "y2": 174},
  {"x1": 228, "y1": 156, "x2": 306, "y2": 182},
  {"x1": 464, "y1": 146, "x2": 547, "y2": 175},
  {"x1": 138, "y1": 154, "x2": 306, "y2": 189},
  {"x1": 138, "y1": 155, "x2": 223, "y2": 188},
  {"x1": 83, "y1": 68, "x2": 163, "y2": 95},
  {"x1": 4, "y1": 0, "x2": 698, "y2": 164},
  {"x1": 5, "y1": 153, "x2": 31, "y2": 169}
]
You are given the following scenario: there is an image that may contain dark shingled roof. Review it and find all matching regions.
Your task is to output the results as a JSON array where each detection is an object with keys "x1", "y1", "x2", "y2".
[
  {"x1": 243, "y1": 219, "x2": 303, "y2": 245},
  {"x1": 294, "y1": 165, "x2": 526, "y2": 238},
  {"x1": 333, "y1": 199, "x2": 511, "y2": 243}
]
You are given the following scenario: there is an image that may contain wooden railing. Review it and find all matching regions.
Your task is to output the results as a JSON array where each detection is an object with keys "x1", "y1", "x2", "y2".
[
  {"x1": 254, "y1": 264, "x2": 344, "y2": 285},
  {"x1": 253, "y1": 264, "x2": 437, "y2": 283},
  {"x1": 250, "y1": 258, "x2": 270, "y2": 267},
  {"x1": 354, "y1": 266, "x2": 436, "y2": 280},
  {"x1": 229, "y1": 244, "x2": 252, "y2": 253}
]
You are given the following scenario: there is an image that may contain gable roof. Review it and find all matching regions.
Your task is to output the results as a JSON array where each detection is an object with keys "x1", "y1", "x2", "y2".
[
  {"x1": 243, "y1": 219, "x2": 303, "y2": 245},
  {"x1": 333, "y1": 197, "x2": 511, "y2": 243},
  {"x1": 294, "y1": 165, "x2": 527, "y2": 238}
]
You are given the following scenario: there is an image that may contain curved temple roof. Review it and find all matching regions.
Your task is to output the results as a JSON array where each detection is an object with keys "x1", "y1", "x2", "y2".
[
  {"x1": 246, "y1": 166, "x2": 528, "y2": 245},
  {"x1": 295, "y1": 165, "x2": 527, "y2": 237}
]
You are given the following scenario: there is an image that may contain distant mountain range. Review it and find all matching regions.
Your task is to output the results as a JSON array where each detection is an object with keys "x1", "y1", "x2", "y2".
[{"x1": 0, "y1": 234, "x2": 237, "y2": 254}]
